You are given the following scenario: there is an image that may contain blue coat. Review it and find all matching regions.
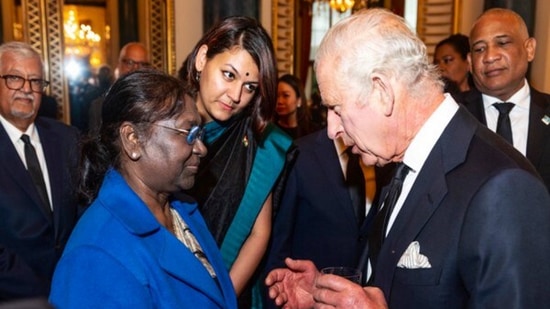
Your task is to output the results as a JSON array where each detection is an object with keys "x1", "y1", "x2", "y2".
[{"x1": 49, "y1": 169, "x2": 237, "y2": 309}]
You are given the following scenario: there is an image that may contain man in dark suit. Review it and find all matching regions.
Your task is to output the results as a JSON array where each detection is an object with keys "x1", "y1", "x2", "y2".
[
  {"x1": 88, "y1": 42, "x2": 149, "y2": 135},
  {"x1": 265, "y1": 8, "x2": 550, "y2": 309},
  {"x1": 0, "y1": 42, "x2": 80, "y2": 300},
  {"x1": 460, "y1": 8, "x2": 550, "y2": 191},
  {"x1": 264, "y1": 128, "x2": 393, "y2": 294}
]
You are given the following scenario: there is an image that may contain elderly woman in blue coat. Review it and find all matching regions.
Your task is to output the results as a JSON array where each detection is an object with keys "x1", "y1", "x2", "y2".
[{"x1": 49, "y1": 70, "x2": 237, "y2": 308}]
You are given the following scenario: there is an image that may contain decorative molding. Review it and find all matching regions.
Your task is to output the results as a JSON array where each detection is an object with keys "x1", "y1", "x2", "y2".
[
  {"x1": 272, "y1": 0, "x2": 295, "y2": 76},
  {"x1": 417, "y1": 0, "x2": 457, "y2": 58}
]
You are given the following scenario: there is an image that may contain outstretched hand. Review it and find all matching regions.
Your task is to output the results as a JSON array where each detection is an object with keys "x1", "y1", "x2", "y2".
[{"x1": 265, "y1": 258, "x2": 319, "y2": 309}]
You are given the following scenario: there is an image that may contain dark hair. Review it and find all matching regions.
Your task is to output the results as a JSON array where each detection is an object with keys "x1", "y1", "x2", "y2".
[
  {"x1": 278, "y1": 74, "x2": 303, "y2": 100},
  {"x1": 179, "y1": 16, "x2": 277, "y2": 137},
  {"x1": 78, "y1": 69, "x2": 187, "y2": 205},
  {"x1": 435, "y1": 33, "x2": 470, "y2": 60},
  {"x1": 275, "y1": 74, "x2": 318, "y2": 138}
]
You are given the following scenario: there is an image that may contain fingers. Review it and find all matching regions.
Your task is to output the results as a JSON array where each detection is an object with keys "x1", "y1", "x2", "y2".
[
  {"x1": 265, "y1": 269, "x2": 283, "y2": 286},
  {"x1": 285, "y1": 258, "x2": 315, "y2": 272},
  {"x1": 312, "y1": 279, "x2": 379, "y2": 309},
  {"x1": 315, "y1": 274, "x2": 356, "y2": 292}
]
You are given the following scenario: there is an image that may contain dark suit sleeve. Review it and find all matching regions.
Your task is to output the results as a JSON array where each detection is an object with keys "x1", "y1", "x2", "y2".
[
  {"x1": 265, "y1": 162, "x2": 300, "y2": 273},
  {"x1": 459, "y1": 169, "x2": 550, "y2": 308},
  {"x1": 0, "y1": 245, "x2": 50, "y2": 300}
]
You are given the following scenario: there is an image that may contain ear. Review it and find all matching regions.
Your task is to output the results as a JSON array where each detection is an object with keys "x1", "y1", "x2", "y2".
[
  {"x1": 525, "y1": 37, "x2": 536, "y2": 62},
  {"x1": 120, "y1": 122, "x2": 141, "y2": 161},
  {"x1": 467, "y1": 52, "x2": 473, "y2": 72},
  {"x1": 297, "y1": 97, "x2": 302, "y2": 108},
  {"x1": 195, "y1": 44, "x2": 208, "y2": 72},
  {"x1": 371, "y1": 73, "x2": 394, "y2": 117}
]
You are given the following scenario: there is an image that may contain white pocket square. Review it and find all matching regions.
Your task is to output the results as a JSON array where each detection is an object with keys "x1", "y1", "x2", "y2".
[{"x1": 397, "y1": 241, "x2": 431, "y2": 269}]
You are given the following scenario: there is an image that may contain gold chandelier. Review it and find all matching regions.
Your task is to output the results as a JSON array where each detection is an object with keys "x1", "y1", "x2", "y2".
[{"x1": 328, "y1": 0, "x2": 355, "y2": 13}]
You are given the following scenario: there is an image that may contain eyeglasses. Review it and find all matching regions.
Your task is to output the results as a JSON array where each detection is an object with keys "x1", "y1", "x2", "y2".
[
  {"x1": 152, "y1": 123, "x2": 205, "y2": 145},
  {"x1": 121, "y1": 58, "x2": 151, "y2": 69},
  {"x1": 0, "y1": 74, "x2": 50, "y2": 93}
]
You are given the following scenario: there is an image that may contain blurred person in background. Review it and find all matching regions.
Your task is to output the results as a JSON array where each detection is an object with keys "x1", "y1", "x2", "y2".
[
  {"x1": 274, "y1": 74, "x2": 319, "y2": 139},
  {"x1": 88, "y1": 42, "x2": 149, "y2": 135},
  {"x1": 433, "y1": 33, "x2": 473, "y2": 97}
]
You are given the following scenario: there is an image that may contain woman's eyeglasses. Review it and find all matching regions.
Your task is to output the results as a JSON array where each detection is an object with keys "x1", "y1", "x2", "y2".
[{"x1": 152, "y1": 123, "x2": 204, "y2": 145}]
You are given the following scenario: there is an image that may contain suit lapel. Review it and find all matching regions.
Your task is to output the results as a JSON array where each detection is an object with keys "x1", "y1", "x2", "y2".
[
  {"x1": 167, "y1": 200, "x2": 235, "y2": 307},
  {"x1": 0, "y1": 124, "x2": 51, "y2": 219},
  {"x1": 36, "y1": 122, "x2": 61, "y2": 210},
  {"x1": 461, "y1": 89, "x2": 487, "y2": 125},
  {"x1": 157, "y1": 229, "x2": 228, "y2": 307},
  {"x1": 526, "y1": 88, "x2": 550, "y2": 164},
  {"x1": 373, "y1": 108, "x2": 477, "y2": 297}
]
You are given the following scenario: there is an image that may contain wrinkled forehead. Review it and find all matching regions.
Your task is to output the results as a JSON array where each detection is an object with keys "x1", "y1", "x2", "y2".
[{"x1": 0, "y1": 52, "x2": 43, "y2": 74}]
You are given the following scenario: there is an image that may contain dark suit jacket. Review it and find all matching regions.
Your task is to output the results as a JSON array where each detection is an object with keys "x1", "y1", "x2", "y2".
[
  {"x1": 265, "y1": 129, "x2": 393, "y2": 282},
  {"x1": 372, "y1": 107, "x2": 550, "y2": 308},
  {"x1": 459, "y1": 87, "x2": 550, "y2": 191},
  {"x1": 0, "y1": 117, "x2": 80, "y2": 300}
]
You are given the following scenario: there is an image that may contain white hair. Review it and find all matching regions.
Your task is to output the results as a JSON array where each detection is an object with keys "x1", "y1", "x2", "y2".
[
  {"x1": 0, "y1": 41, "x2": 44, "y2": 74},
  {"x1": 314, "y1": 8, "x2": 442, "y2": 98}
]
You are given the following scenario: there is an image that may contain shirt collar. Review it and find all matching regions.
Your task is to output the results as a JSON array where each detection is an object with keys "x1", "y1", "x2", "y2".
[
  {"x1": 482, "y1": 78, "x2": 530, "y2": 110},
  {"x1": 334, "y1": 135, "x2": 347, "y2": 156},
  {"x1": 0, "y1": 113, "x2": 37, "y2": 144},
  {"x1": 403, "y1": 93, "x2": 459, "y2": 174}
]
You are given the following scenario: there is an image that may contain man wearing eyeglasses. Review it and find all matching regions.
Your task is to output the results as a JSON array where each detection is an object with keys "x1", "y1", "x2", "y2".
[
  {"x1": 88, "y1": 42, "x2": 150, "y2": 135},
  {"x1": 115, "y1": 42, "x2": 150, "y2": 78},
  {"x1": 0, "y1": 41, "x2": 81, "y2": 301}
]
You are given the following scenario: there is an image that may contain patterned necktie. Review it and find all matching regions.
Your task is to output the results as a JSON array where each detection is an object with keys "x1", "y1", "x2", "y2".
[
  {"x1": 493, "y1": 102, "x2": 515, "y2": 144},
  {"x1": 346, "y1": 148, "x2": 366, "y2": 226},
  {"x1": 21, "y1": 134, "x2": 51, "y2": 212}
]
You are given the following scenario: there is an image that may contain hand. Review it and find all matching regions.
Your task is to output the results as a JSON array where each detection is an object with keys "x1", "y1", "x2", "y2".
[
  {"x1": 312, "y1": 274, "x2": 388, "y2": 309},
  {"x1": 265, "y1": 258, "x2": 319, "y2": 309}
]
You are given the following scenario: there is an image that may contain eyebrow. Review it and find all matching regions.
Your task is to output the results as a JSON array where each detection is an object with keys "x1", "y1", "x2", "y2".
[{"x1": 225, "y1": 63, "x2": 259, "y2": 82}]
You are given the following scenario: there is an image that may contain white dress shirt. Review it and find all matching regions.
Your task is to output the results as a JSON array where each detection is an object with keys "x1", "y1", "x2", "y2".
[
  {"x1": 481, "y1": 79, "x2": 530, "y2": 156},
  {"x1": 385, "y1": 94, "x2": 459, "y2": 236},
  {"x1": 0, "y1": 114, "x2": 53, "y2": 209}
]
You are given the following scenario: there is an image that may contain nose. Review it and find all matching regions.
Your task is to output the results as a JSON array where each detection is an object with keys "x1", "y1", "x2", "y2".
[
  {"x1": 483, "y1": 45, "x2": 501, "y2": 63},
  {"x1": 21, "y1": 79, "x2": 33, "y2": 93},
  {"x1": 193, "y1": 139, "x2": 208, "y2": 157},
  {"x1": 227, "y1": 84, "x2": 243, "y2": 104},
  {"x1": 326, "y1": 109, "x2": 342, "y2": 140}
]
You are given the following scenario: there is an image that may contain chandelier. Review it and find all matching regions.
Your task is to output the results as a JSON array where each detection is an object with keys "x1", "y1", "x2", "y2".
[
  {"x1": 328, "y1": 0, "x2": 355, "y2": 13},
  {"x1": 63, "y1": 8, "x2": 101, "y2": 58}
]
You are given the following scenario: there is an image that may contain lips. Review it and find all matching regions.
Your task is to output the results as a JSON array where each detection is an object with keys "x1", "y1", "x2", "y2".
[
  {"x1": 186, "y1": 165, "x2": 199, "y2": 173},
  {"x1": 219, "y1": 101, "x2": 233, "y2": 111},
  {"x1": 484, "y1": 67, "x2": 505, "y2": 77}
]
